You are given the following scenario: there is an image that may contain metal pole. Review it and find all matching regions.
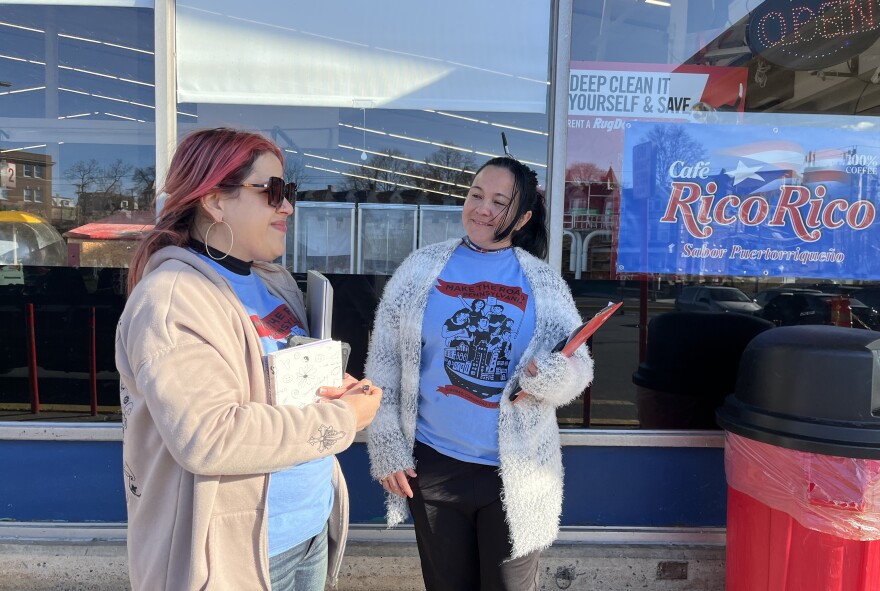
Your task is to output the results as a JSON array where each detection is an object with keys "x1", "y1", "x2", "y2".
[
  {"x1": 546, "y1": 0, "x2": 573, "y2": 270},
  {"x1": 89, "y1": 306, "x2": 98, "y2": 416},
  {"x1": 26, "y1": 303, "x2": 39, "y2": 414}
]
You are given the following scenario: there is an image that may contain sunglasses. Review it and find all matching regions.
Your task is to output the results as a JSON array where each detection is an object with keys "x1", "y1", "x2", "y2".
[{"x1": 218, "y1": 176, "x2": 297, "y2": 210}]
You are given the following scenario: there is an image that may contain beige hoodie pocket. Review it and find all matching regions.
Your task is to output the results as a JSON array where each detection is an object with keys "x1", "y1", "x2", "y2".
[{"x1": 206, "y1": 510, "x2": 264, "y2": 590}]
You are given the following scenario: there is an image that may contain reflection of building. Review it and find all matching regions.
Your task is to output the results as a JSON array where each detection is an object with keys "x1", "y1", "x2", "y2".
[
  {"x1": 77, "y1": 191, "x2": 148, "y2": 224},
  {"x1": 563, "y1": 167, "x2": 617, "y2": 279},
  {"x1": 0, "y1": 152, "x2": 54, "y2": 222},
  {"x1": 64, "y1": 210, "x2": 154, "y2": 268}
]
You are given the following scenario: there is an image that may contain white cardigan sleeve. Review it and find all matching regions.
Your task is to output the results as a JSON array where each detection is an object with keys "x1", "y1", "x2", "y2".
[
  {"x1": 364, "y1": 267, "x2": 417, "y2": 480},
  {"x1": 515, "y1": 258, "x2": 594, "y2": 408}
]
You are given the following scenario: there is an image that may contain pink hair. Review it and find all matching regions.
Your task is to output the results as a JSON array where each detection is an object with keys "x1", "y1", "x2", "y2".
[{"x1": 127, "y1": 128, "x2": 283, "y2": 293}]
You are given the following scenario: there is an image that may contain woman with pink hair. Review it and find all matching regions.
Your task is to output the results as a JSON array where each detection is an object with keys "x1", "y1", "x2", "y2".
[{"x1": 117, "y1": 127, "x2": 381, "y2": 590}]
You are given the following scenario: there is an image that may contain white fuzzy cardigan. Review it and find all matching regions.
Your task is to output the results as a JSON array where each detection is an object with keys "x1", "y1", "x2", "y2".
[{"x1": 365, "y1": 238, "x2": 594, "y2": 558}]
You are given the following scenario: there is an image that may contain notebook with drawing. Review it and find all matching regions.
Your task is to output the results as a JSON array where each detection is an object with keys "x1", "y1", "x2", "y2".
[{"x1": 267, "y1": 338, "x2": 342, "y2": 408}]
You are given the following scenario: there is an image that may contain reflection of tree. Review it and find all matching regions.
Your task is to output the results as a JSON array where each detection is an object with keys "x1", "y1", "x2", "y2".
[
  {"x1": 131, "y1": 166, "x2": 154, "y2": 194},
  {"x1": 65, "y1": 158, "x2": 136, "y2": 197},
  {"x1": 66, "y1": 158, "x2": 145, "y2": 220},
  {"x1": 97, "y1": 159, "x2": 133, "y2": 194},
  {"x1": 414, "y1": 145, "x2": 475, "y2": 195},
  {"x1": 645, "y1": 126, "x2": 705, "y2": 188},
  {"x1": 284, "y1": 158, "x2": 311, "y2": 188},
  {"x1": 64, "y1": 158, "x2": 101, "y2": 196},
  {"x1": 344, "y1": 149, "x2": 415, "y2": 192},
  {"x1": 565, "y1": 162, "x2": 605, "y2": 184},
  {"x1": 131, "y1": 166, "x2": 155, "y2": 208}
]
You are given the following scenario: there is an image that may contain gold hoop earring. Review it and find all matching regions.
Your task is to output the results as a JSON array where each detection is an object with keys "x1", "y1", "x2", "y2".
[{"x1": 204, "y1": 220, "x2": 234, "y2": 261}]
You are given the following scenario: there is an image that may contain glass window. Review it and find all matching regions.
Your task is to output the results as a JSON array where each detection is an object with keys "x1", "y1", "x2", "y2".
[
  {"x1": 565, "y1": 0, "x2": 880, "y2": 430},
  {"x1": 176, "y1": 1, "x2": 552, "y2": 277},
  {"x1": 0, "y1": 3, "x2": 155, "y2": 421},
  {"x1": 177, "y1": 0, "x2": 553, "y2": 382}
]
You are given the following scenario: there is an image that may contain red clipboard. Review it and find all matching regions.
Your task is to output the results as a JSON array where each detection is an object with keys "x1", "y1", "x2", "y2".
[{"x1": 509, "y1": 301, "x2": 622, "y2": 403}]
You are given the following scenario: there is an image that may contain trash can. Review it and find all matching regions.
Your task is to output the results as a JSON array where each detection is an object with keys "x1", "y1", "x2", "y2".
[
  {"x1": 632, "y1": 312, "x2": 773, "y2": 429},
  {"x1": 717, "y1": 326, "x2": 880, "y2": 591}
]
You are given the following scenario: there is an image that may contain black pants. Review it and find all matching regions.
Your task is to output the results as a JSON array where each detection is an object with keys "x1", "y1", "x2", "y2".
[{"x1": 407, "y1": 441, "x2": 540, "y2": 591}]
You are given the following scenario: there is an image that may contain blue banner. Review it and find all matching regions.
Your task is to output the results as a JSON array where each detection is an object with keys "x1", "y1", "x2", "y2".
[{"x1": 618, "y1": 122, "x2": 880, "y2": 280}]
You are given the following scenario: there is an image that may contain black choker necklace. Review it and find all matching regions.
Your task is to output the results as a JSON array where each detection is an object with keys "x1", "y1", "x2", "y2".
[{"x1": 461, "y1": 236, "x2": 513, "y2": 254}]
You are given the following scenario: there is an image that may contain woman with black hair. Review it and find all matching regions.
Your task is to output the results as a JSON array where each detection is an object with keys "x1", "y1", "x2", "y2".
[{"x1": 365, "y1": 155, "x2": 594, "y2": 590}]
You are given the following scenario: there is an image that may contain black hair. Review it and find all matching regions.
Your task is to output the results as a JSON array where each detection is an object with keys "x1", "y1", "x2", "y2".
[{"x1": 473, "y1": 156, "x2": 548, "y2": 259}]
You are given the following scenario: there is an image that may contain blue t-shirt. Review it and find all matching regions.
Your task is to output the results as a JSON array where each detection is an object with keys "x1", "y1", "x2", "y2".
[
  {"x1": 200, "y1": 255, "x2": 334, "y2": 557},
  {"x1": 416, "y1": 245, "x2": 535, "y2": 465}
]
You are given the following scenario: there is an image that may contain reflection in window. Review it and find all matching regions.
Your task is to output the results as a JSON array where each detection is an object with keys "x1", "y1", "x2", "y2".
[
  {"x1": 177, "y1": 1, "x2": 552, "y2": 276},
  {"x1": 0, "y1": 3, "x2": 154, "y2": 419},
  {"x1": 565, "y1": 0, "x2": 880, "y2": 430}
]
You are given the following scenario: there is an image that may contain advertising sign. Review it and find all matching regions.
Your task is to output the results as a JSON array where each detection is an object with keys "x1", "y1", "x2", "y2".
[
  {"x1": 618, "y1": 121, "x2": 880, "y2": 280},
  {"x1": 746, "y1": 0, "x2": 880, "y2": 70},
  {"x1": 566, "y1": 62, "x2": 747, "y2": 278}
]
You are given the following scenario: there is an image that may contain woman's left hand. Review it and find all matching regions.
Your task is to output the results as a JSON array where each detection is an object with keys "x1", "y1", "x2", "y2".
[
  {"x1": 511, "y1": 358, "x2": 539, "y2": 405},
  {"x1": 380, "y1": 468, "x2": 417, "y2": 498}
]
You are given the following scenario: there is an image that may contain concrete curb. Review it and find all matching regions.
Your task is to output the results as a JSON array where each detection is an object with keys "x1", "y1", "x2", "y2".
[{"x1": 0, "y1": 539, "x2": 725, "y2": 590}]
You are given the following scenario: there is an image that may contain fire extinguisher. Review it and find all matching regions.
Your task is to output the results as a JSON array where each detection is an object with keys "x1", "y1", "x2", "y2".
[{"x1": 829, "y1": 295, "x2": 852, "y2": 328}]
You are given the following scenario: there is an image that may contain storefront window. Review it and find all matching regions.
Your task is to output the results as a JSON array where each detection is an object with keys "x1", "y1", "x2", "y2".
[
  {"x1": 175, "y1": 0, "x2": 552, "y2": 274},
  {"x1": 0, "y1": 3, "x2": 155, "y2": 419},
  {"x1": 175, "y1": 1, "x2": 554, "y2": 379},
  {"x1": 566, "y1": 0, "x2": 880, "y2": 429}
]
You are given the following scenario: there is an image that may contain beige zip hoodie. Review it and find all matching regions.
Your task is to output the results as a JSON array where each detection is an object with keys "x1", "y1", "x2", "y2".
[{"x1": 116, "y1": 246, "x2": 356, "y2": 590}]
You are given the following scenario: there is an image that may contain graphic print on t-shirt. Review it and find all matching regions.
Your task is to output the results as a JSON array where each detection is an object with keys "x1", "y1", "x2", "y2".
[
  {"x1": 250, "y1": 304, "x2": 306, "y2": 342},
  {"x1": 433, "y1": 278, "x2": 529, "y2": 406}
]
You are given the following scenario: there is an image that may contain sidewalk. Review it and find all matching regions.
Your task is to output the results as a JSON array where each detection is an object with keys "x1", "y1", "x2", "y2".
[{"x1": 0, "y1": 537, "x2": 725, "y2": 590}]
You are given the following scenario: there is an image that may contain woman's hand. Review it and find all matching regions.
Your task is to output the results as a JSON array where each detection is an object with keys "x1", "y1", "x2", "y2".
[
  {"x1": 318, "y1": 379, "x2": 382, "y2": 431},
  {"x1": 511, "y1": 358, "x2": 539, "y2": 405},
  {"x1": 379, "y1": 468, "x2": 417, "y2": 498}
]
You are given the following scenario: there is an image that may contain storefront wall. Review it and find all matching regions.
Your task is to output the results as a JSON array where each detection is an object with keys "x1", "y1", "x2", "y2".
[{"x1": 2, "y1": 1, "x2": 879, "y2": 583}]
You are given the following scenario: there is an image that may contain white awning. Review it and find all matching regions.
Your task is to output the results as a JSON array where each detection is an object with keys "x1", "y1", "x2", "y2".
[{"x1": 176, "y1": 1, "x2": 550, "y2": 113}]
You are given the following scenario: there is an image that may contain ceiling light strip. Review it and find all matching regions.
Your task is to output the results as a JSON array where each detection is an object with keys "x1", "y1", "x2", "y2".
[
  {"x1": 59, "y1": 64, "x2": 154, "y2": 87},
  {"x1": 59, "y1": 87, "x2": 154, "y2": 110},
  {"x1": 339, "y1": 144, "x2": 477, "y2": 175},
  {"x1": 326, "y1": 156, "x2": 469, "y2": 189},
  {"x1": 1, "y1": 144, "x2": 48, "y2": 154},
  {"x1": 0, "y1": 53, "x2": 46, "y2": 66},
  {"x1": 425, "y1": 109, "x2": 547, "y2": 136},
  {"x1": 104, "y1": 112, "x2": 146, "y2": 122},
  {"x1": 304, "y1": 164, "x2": 465, "y2": 198},
  {"x1": 0, "y1": 86, "x2": 46, "y2": 96},
  {"x1": 0, "y1": 20, "x2": 44, "y2": 34},
  {"x1": 58, "y1": 33, "x2": 154, "y2": 55}
]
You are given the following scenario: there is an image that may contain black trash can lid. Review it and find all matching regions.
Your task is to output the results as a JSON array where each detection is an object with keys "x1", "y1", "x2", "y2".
[
  {"x1": 632, "y1": 312, "x2": 774, "y2": 396},
  {"x1": 716, "y1": 325, "x2": 880, "y2": 459}
]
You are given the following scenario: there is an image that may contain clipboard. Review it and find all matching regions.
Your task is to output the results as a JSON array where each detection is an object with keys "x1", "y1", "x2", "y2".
[
  {"x1": 306, "y1": 270, "x2": 333, "y2": 340},
  {"x1": 509, "y1": 301, "x2": 622, "y2": 402}
]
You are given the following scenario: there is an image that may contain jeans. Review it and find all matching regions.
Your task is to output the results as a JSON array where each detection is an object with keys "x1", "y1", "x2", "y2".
[{"x1": 269, "y1": 522, "x2": 329, "y2": 591}]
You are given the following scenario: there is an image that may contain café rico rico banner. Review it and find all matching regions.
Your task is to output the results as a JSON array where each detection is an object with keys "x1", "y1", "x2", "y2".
[{"x1": 618, "y1": 121, "x2": 880, "y2": 280}]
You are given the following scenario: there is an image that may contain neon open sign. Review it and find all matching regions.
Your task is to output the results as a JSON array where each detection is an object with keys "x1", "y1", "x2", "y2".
[{"x1": 747, "y1": 0, "x2": 880, "y2": 70}]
